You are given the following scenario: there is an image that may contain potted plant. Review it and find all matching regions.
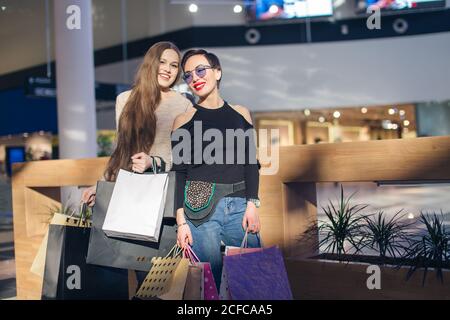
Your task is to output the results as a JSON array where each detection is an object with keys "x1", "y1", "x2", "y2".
[
  {"x1": 286, "y1": 185, "x2": 450, "y2": 300},
  {"x1": 402, "y1": 211, "x2": 450, "y2": 285},
  {"x1": 97, "y1": 131, "x2": 115, "y2": 157},
  {"x1": 359, "y1": 210, "x2": 413, "y2": 264},
  {"x1": 300, "y1": 185, "x2": 368, "y2": 262}
]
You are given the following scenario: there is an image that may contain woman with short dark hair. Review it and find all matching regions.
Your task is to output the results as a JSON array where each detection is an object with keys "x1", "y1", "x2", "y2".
[{"x1": 171, "y1": 49, "x2": 261, "y2": 288}]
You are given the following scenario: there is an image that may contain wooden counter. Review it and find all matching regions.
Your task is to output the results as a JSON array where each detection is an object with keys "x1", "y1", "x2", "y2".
[{"x1": 12, "y1": 136, "x2": 450, "y2": 299}]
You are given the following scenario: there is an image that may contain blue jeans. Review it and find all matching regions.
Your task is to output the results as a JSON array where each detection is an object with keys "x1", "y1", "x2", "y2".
[{"x1": 186, "y1": 197, "x2": 261, "y2": 289}]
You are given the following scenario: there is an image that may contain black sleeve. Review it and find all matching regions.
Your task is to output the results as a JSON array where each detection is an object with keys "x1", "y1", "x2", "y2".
[
  {"x1": 171, "y1": 133, "x2": 187, "y2": 210},
  {"x1": 244, "y1": 126, "x2": 260, "y2": 200}
]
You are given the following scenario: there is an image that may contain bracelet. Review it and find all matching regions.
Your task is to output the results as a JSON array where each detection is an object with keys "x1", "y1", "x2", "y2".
[{"x1": 177, "y1": 222, "x2": 188, "y2": 228}]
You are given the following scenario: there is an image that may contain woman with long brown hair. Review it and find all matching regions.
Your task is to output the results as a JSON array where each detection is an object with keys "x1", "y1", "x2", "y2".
[{"x1": 81, "y1": 41, "x2": 191, "y2": 205}]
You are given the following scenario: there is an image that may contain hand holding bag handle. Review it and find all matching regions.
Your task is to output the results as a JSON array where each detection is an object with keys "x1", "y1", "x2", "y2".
[
  {"x1": 145, "y1": 156, "x2": 166, "y2": 174},
  {"x1": 237, "y1": 228, "x2": 264, "y2": 255},
  {"x1": 152, "y1": 156, "x2": 166, "y2": 173},
  {"x1": 132, "y1": 155, "x2": 166, "y2": 174}
]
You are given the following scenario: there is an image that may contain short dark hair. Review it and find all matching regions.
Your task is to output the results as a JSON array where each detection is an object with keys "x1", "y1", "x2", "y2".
[{"x1": 181, "y1": 49, "x2": 222, "y2": 87}]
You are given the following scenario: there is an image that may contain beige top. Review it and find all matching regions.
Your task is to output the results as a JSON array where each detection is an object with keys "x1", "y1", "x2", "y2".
[{"x1": 115, "y1": 89, "x2": 192, "y2": 170}]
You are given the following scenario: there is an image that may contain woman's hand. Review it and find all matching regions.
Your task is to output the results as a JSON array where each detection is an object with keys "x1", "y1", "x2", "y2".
[
  {"x1": 81, "y1": 185, "x2": 97, "y2": 207},
  {"x1": 130, "y1": 152, "x2": 152, "y2": 173},
  {"x1": 177, "y1": 223, "x2": 193, "y2": 250},
  {"x1": 176, "y1": 208, "x2": 193, "y2": 249},
  {"x1": 242, "y1": 201, "x2": 260, "y2": 233}
]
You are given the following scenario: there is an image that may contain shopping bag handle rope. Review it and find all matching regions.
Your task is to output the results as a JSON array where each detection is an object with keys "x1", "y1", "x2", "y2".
[
  {"x1": 183, "y1": 245, "x2": 200, "y2": 265},
  {"x1": 78, "y1": 202, "x2": 90, "y2": 227},
  {"x1": 165, "y1": 244, "x2": 183, "y2": 258},
  {"x1": 150, "y1": 156, "x2": 166, "y2": 173},
  {"x1": 239, "y1": 229, "x2": 264, "y2": 253},
  {"x1": 62, "y1": 202, "x2": 89, "y2": 227}
]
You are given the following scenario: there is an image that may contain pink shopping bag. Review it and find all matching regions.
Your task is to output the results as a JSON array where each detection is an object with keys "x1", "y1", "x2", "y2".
[{"x1": 184, "y1": 245, "x2": 219, "y2": 300}]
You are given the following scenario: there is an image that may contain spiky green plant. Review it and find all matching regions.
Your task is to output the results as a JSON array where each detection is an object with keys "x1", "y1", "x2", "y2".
[
  {"x1": 402, "y1": 211, "x2": 450, "y2": 285},
  {"x1": 302, "y1": 185, "x2": 368, "y2": 259},
  {"x1": 361, "y1": 210, "x2": 413, "y2": 260}
]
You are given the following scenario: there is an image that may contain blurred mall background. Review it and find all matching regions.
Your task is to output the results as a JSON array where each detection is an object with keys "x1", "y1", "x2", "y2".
[{"x1": 0, "y1": 0, "x2": 450, "y2": 299}]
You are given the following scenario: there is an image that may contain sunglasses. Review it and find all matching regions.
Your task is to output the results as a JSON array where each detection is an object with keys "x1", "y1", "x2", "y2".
[{"x1": 182, "y1": 65, "x2": 214, "y2": 84}]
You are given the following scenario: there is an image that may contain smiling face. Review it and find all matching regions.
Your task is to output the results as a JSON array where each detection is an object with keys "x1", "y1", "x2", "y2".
[
  {"x1": 157, "y1": 49, "x2": 180, "y2": 89},
  {"x1": 183, "y1": 54, "x2": 222, "y2": 98}
]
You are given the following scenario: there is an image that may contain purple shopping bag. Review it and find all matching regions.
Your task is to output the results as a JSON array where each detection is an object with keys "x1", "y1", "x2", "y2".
[{"x1": 223, "y1": 245, "x2": 293, "y2": 300}]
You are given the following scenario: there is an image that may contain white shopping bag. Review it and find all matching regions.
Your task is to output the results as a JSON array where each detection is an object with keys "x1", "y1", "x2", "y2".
[{"x1": 102, "y1": 169, "x2": 169, "y2": 242}]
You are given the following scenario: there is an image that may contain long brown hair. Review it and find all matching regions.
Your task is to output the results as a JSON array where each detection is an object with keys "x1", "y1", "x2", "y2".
[{"x1": 104, "y1": 41, "x2": 181, "y2": 181}]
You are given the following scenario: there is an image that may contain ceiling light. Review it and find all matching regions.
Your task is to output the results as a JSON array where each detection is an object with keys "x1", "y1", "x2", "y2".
[
  {"x1": 269, "y1": 5, "x2": 279, "y2": 14},
  {"x1": 233, "y1": 5, "x2": 242, "y2": 13},
  {"x1": 189, "y1": 4, "x2": 198, "y2": 13},
  {"x1": 382, "y1": 120, "x2": 390, "y2": 128}
]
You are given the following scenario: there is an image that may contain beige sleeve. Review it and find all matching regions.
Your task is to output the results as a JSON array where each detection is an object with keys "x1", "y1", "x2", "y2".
[{"x1": 115, "y1": 90, "x2": 131, "y2": 130}]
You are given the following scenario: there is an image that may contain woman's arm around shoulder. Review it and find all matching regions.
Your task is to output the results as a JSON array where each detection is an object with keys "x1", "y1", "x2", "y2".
[{"x1": 172, "y1": 106, "x2": 197, "y2": 131}]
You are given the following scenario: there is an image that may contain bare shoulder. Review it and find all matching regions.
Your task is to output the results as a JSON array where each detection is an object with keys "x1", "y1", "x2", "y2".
[
  {"x1": 172, "y1": 107, "x2": 197, "y2": 131},
  {"x1": 230, "y1": 104, "x2": 253, "y2": 125}
]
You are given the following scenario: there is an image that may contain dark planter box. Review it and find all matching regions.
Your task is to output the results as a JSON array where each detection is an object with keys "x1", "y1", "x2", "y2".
[{"x1": 285, "y1": 258, "x2": 450, "y2": 300}]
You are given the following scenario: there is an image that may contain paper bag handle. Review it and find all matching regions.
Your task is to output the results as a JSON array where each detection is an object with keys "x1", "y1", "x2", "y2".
[
  {"x1": 184, "y1": 245, "x2": 200, "y2": 265},
  {"x1": 238, "y1": 229, "x2": 263, "y2": 253}
]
